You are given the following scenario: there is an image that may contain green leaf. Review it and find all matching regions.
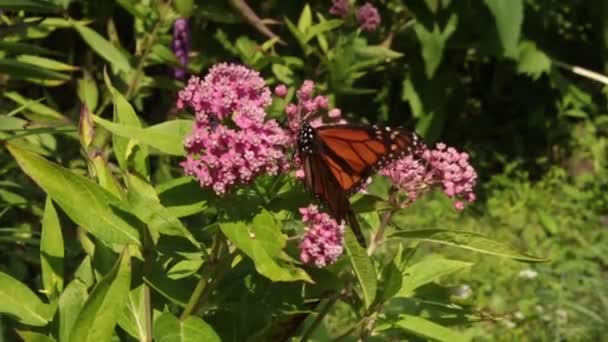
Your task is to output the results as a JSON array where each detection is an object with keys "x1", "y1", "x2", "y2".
[
  {"x1": 58, "y1": 279, "x2": 89, "y2": 342},
  {"x1": 220, "y1": 211, "x2": 312, "y2": 282},
  {"x1": 353, "y1": 45, "x2": 403, "y2": 61},
  {"x1": 93, "y1": 116, "x2": 189, "y2": 156},
  {"x1": 303, "y1": 19, "x2": 343, "y2": 44},
  {"x1": 41, "y1": 197, "x2": 64, "y2": 300},
  {"x1": 16, "y1": 331, "x2": 57, "y2": 342},
  {"x1": 77, "y1": 70, "x2": 99, "y2": 111},
  {"x1": 381, "y1": 314, "x2": 469, "y2": 342},
  {"x1": 343, "y1": 229, "x2": 377, "y2": 308},
  {"x1": 4, "y1": 91, "x2": 65, "y2": 121},
  {"x1": 104, "y1": 72, "x2": 149, "y2": 176},
  {"x1": 118, "y1": 285, "x2": 151, "y2": 341},
  {"x1": 0, "y1": 41, "x2": 61, "y2": 56},
  {"x1": 397, "y1": 257, "x2": 473, "y2": 297},
  {"x1": 413, "y1": 14, "x2": 458, "y2": 78},
  {"x1": 91, "y1": 154, "x2": 124, "y2": 199},
  {"x1": 0, "y1": 0, "x2": 60, "y2": 13},
  {"x1": 390, "y1": 229, "x2": 547, "y2": 263},
  {"x1": 126, "y1": 173, "x2": 199, "y2": 247},
  {"x1": 156, "y1": 177, "x2": 210, "y2": 218},
  {"x1": 484, "y1": 0, "x2": 523, "y2": 58},
  {"x1": 72, "y1": 21, "x2": 131, "y2": 72},
  {"x1": 7, "y1": 143, "x2": 141, "y2": 246},
  {"x1": 297, "y1": 4, "x2": 313, "y2": 34},
  {"x1": 154, "y1": 312, "x2": 220, "y2": 342},
  {"x1": 69, "y1": 248, "x2": 132, "y2": 342},
  {"x1": 0, "y1": 272, "x2": 53, "y2": 326},
  {"x1": 0, "y1": 58, "x2": 69, "y2": 86},
  {"x1": 16, "y1": 54, "x2": 79, "y2": 71},
  {"x1": 517, "y1": 40, "x2": 551, "y2": 80}
]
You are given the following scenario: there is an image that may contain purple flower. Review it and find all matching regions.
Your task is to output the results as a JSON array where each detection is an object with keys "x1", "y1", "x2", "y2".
[
  {"x1": 299, "y1": 205, "x2": 344, "y2": 267},
  {"x1": 329, "y1": 0, "x2": 350, "y2": 17},
  {"x1": 285, "y1": 80, "x2": 340, "y2": 137},
  {"x1": 179, "y1": 63, "x2": 290, "y2": 194},
  {"x1": 172, "y1": 18, "x2": 191, "y2": 79},
  {"x1": 274, "y1": 84, "x2": 287, "y2": 97},
  {"x1": 356, "y1": 3, "x2": 381, "y2": 32},
  {"x1": 381, "y1": 143, "x2": 477, "y2": 210}
]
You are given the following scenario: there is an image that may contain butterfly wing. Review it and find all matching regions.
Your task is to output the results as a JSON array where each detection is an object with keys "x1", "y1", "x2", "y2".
[{"x1": 316, "y1": 124, "x2": 422, "y2": 194}]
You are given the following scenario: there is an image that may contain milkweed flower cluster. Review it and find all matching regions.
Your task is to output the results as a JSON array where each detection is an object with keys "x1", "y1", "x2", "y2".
[
  {"x1": 299, "y1": 205, "x2": 345, "y2": 267},
  {"x1": 329, "y1": 0, "x2": 350, "y2": 17},
  {"x1": 356, "y1": 3, "x2": 381, "y2": 31},
  {"x1": 381, "y1": 142, "x2": 478, "y2": 210},
  {"x1": 179, "y1": 63, "x2": 290, "y2": 194},
  {"x1": 172, "y1": 18, "x2": 190, "y2": 80},
  {"x1": 284, "y1": 80, "x2": 342, "y2": 137}
]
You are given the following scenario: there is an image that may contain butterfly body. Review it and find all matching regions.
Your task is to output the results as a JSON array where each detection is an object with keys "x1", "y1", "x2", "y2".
[{"x1": 297, "y1": 121, "x2": 423, "y2": 247}]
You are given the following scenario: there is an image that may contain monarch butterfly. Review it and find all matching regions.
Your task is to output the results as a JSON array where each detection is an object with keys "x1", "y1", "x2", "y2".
[{"x1": 297, "y1": 120, "x2": 424, "y2": 247}]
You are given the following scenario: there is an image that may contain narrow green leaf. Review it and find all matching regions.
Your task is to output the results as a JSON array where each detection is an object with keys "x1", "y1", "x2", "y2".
[
  {"x1": 126, "y1": 173, "x2": 199, "y2": 247},
  {"x1": 154, "y1": 312, "x2": 220, "y2": 342},
  {"x1": 69, "y1": 248, "x2": 132, "y2": 342},
  {"x1": 58, "y1": 279, "x2": 89, "y2": 342},
  {"x1": 303, "y1": 19, "x2": 343, "y2": 43},
  {"x1": 0, "y1": 58, "x2": 69, "y2": 85},
  {"x1": 91, "y1": 154, "x2": 124, "y2": 199},
  {"x1": 413, "y1": 14, "x2": 458, "y2": 78},
  {"x1": 41, "y1": 197, "x2": 64, "y2": 300},
  {"x1": 0, "y1": 41, "x2": 61, "y2": 56},
  {"x1": 16, "y1": 331, "x2": 56, "y2": 342},
  {"x1": 390, "y1": 229, "x2": 547, "y2": 263},
  {"x1": 385, "y1": 314, "x2": 469, "y2": 342},
  {"x1": 77, "y1": 70, "x2": 99, "y2": 111},
  {"x1": 72, "y1": 22, "x2": 131, "y2": 72},
  {"x1": 0, "y1": 0, "x2": 60, "y2": 13},
  {"x1": 397, "y1": 257, "x2": 473, "y2": 297},
  {"x1": 7, "y1": 143, "x2": 141, "y2": 246},
  {"x1": 484, "y1": 0, "x2": 523, "y2": 57},
  {"x1": 16, "y1": 54, "x2": 79, "y2": 71},
  {"x1": 4, "y1": 91, "x2": 65, "y2": 121},
  {"x1": 343, "y1": 229, "x2": 377, "y2": 308},
  {"x1": 93, "y1": 116, "x2": 190, "y2": 156},
  {"x1": 118, "y1": 285, "x2": 150, "y2": 341},
  {"x1": 220, "y1": 211, "x2": 312, "y2": 282},
  {"x1": 297, "y1": 4, "x2": 313, "y2": 34},
  {"x1": 0, "y1": 272, "x2": 53, "y2": 326}
]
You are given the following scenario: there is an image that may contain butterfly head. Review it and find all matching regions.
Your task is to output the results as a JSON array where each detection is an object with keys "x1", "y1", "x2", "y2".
[{"x1": 297, "y1": 121, "x2": 316, "y2": 156}]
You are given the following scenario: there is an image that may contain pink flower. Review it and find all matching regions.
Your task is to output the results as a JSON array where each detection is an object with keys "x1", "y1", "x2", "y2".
[
  {"x1": 356, "y1": 3, "x2": 381, "y2": 32},
  {"x1": 381, "y1": 142, "x2": 477, "y2": 209},
  {"x1": 179, "y1": 63, "x2": 290, "y2": 194},
  {"x1": 285, "y1": 80, "x2": 339, "y2": 137},
  {"x1": 172, "y1": 18, "x2": 190, "y2": 79},
  {"x1": 299, "y1": 205, "x2": 344, "y2": 267},
  {"x1": 274, "y1": 84, "x2": 288, "y2": 97},
  {"x1": 329, "y1": 0, "x2": 350, "y2": 17}
]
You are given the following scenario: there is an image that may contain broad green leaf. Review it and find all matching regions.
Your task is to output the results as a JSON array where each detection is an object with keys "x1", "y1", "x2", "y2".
[
  {"x1": 484, "y1": 0, "x2": 523, "y2": 57},
  {"x1": 77, "y1": 70, "x2": 99, "y2": 111},
  {"x1": 390, "y1": 229, "x2": 547, "y2": 262},
  {"x1": 72, "y1": 22, "x2": 131, "y2": 72},
  {"x1": 4, "y1": 91, "x2": 65, "y2": 121},
  {"x1": 154, "y1": 313, "x2": 220, "y2": 342},
  {"x1": 7, "y1": 143, "x2": 141, "y2": 246},
  {"x1": 397, "y1": 257, "x2": 473, "y2": 297},
  {"x1": 220, "y1": 211, "x2": 312, "y2": 282},
  {"x1": 16, "y1": 54, "x2": 79, "y2": 71},
  {"x1": 93, "y1": 116, "x2": 190, "y2": 156},
  {"x1": 156, "y1": 177, "x2": 210, "y2": 218},
  {"x1": 413, "y1": 14, "x2": 458, "y2": 78},
  {"x1": 41, "y1": 197, "x2": 64, "y2": 300},
  {"x1": 118, "y1": 285, "x2": 151, "y2": 341},
  {"x1": 0, "y1": 272, "x2": 53, "y2": 326},
  {"x1": 58, "y1": 279, "x2": 89, "y2": 342},
  {"x1": 0, "y1": 0, "x2": 60, "y2": 13},
  {"x1": 343, "y1": 229, "x2": 377, "y2": 308},
  {"x1": 381, "y1": 314, "x2": 469, "y2": 342},
  {"x1": 0, "y1": 58, "x2": 69, "y2": 86},
  {"x1": 16, "y1": 331, "x2": 56, "y2": 342},
  {"x1": 104, "y1": 72, "x2": 149, "y2": 176},
  {"x1": 69, "y1": 248, "x2": 132, "y2": 342},
  {"x1": 126, "y1": 174, "x2": 199, "y2": 247},
  {"x1": 517, "y1": 40, "x2": 551, "y2": 80}
]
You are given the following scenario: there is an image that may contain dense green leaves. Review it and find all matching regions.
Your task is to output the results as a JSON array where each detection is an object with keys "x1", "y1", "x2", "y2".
[{"x1": 0, "y1": 272, "x2": 54, "y2": 326}]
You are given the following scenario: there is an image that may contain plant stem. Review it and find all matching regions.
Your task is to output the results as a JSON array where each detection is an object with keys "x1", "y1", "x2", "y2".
[
  {"x1": 367, "y1": 192, "x2": 398, "y2": 255},
  {"x1": 300, "y1": 293, "x2": 339, "y2": 342}
]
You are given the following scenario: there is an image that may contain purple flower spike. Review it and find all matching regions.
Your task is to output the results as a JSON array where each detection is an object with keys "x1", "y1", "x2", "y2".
[
  {"x1": 172, "y1": 18, "x2": 191, "y2": 80},
  {"x1": 329, "y1": 0, "x2": 350, "y2": 17},
  {"x1": 299, "y1": 205, "x2": 345, "y2": 268},
  {"x1": 179, "y1": 63, "x2": 290, "y2": 195},
  {"x1": 356, "y1": 3, "x2": 381, "y2": 32}
]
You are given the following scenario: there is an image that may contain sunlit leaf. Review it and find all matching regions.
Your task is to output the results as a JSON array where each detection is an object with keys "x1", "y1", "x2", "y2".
[
  {"x1": 154, "y1": 313, "x2": 220, "y2": 342},
  {"x1": 344, "y1": 229, "x2": 377, "y2": 308},
  {"x1": 0, "y1": 272, "x2": 53, "y2": 326}
]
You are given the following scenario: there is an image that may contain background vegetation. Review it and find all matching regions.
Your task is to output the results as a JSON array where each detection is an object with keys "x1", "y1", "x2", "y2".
[{"x1": 0, "y1": 0, "x2": 607, "y2": 341}]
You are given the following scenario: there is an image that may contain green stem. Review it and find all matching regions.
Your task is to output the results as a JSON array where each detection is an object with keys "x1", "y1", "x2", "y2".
[
  {"x1": 300, "y1": 293, "x2": 339, "y2": 342},
  {"x1": 367, "y1": 192, "x2": 398, "y2": 255}
]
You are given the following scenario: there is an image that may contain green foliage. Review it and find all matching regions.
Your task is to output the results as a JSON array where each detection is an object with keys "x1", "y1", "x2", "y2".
[{"x1": 0, "y1": 0, "x2": 607, "y2": 341}]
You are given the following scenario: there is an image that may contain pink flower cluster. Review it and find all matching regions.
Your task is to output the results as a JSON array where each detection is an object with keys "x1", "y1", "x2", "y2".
[
  {"x1": 381, "y1": 143, "x2": 477, "y2": 210},
  {"x1": 329, "y1": 1, "x2": 381, "y2": 32},
  {"x1": 299, "y1": 205, "x2": 345, "y2": 267},
  {"x1": 284, "y1": 80, "x2": 342, "y2": 137},
  {"x1": 179, "y1": 63, "x2": 290, "y2": 194}
]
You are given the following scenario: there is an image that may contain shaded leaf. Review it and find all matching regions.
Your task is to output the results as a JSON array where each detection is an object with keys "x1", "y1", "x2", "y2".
[
  {"x1": 484, "y1": 0, "x2": 523, "y2": 57},
  {"x1": 344, "y1": 229, "x2": 377, "y2": 308},
  {"x1": 397, "y1": 257, "x2": 472, "y2": 297},
  {"x1": 154, "y1": 312, "x2": 220, "y2": 342},
  {"x1": 41, "y1": 197, "x2": 64, "y2": 300}
]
